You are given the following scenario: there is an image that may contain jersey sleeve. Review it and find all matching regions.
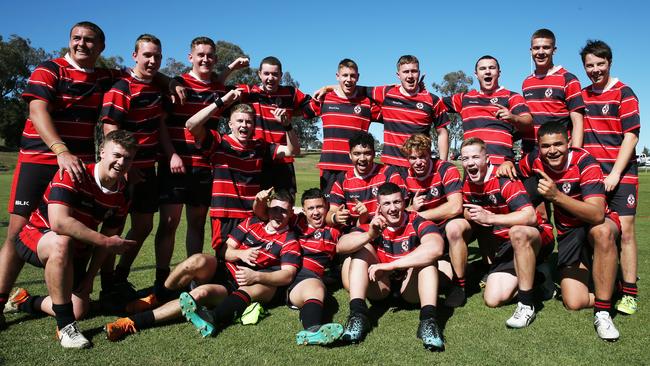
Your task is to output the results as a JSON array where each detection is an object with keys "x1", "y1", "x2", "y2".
[
  {"x1": 431, "y1": 94, "x2": 450, "y2": 129},
  {"x1": 366, "y1": 86, "x2": 386, "y2": 105},
  {"x1": 443, "y1": 93, "x2": 463, "y2": 114},
  {"x1": 303, "y1": 98, "x2": 322, "y2": 119},
  {"x1": 100, "y1": 80, "x2": 131, "y2": 126},
  {"x1": 517, "y1": 152, "x2": 535, "y2": 178},
  {"x1": 619, "y1": 86, "x2": 641, "y2": 136},
  {"x1": 292, "y1": 87, "x2": 312, "y2": 112},
  {"x1": 199, "y1": 129, "x2": 224, "y2": 164},
  {"x1": 563, "y1": 72, "x2": 586, "y2": 113},
  {"x1": 22, "y1": 61, "x2": 60, "y2": 103},
  {"x1": 577, "y1": 153, "x2": 606, "y2": 199},
  {"x1": 441, "y1": 163, "x2": 463, "y2": 194},
  {"x1": 413, "y1": 214, "x2": 441, "y2": 238},
  {"x1": 47, "y1": 171, "x2": 79, "y2": 207},
  {"x1": 227, "y1": 217, "x2": 253, "y2": 248},
  {"x1": 508, "y1": 92, "x2": 531, "y2": 116},
  {"x1": 500, "y1": 178, "x2": 532, "y2": 211},
  {"x1": 279, "y1": 231, "x2": 302, "y2": 268}
]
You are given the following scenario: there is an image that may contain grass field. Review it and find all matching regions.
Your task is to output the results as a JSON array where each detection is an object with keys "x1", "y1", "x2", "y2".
[{"x1": 0, "y1": 153, "x2": 648, "y2": 365}]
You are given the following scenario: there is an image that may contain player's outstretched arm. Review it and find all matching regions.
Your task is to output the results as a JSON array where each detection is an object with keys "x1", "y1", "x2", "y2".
[
  {"x1": 238, "y1": 265, "x2": 297, "y2": 287},
  {"x1": 214, "y1": 57, "x2": 250, "y2": 85},
  {"x1": 337, "y1": 215, "x2": 385, "y2": 254},
  {"x1": 186, "y1": 88, "x2": 242, "y2": 137},
  {"x1": 417, "y1": 192, "x2": 463, "y2": 222}
]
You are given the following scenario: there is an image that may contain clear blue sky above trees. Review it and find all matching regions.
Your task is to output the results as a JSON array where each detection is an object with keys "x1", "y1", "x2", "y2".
[{"x1": 2, "y1": 0, "x2": 648, "y2": 149}]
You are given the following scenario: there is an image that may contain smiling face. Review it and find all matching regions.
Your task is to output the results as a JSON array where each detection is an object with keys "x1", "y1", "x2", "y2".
[
  {"x1": 475, "y1": 58, "x2": 500, "y2": 93},
  {"x1": 349, "y1": 144, "x2": 374, "y2": 176},
  {"x1": 583, "y1": 53, "x2": 611, "y2": 90},
  {"x1": 461, "y1": 143, "x2": 488, "y2": 183},
  {"x1": 539, "y1": 132, "x2": 569, "y2": 170},
  {"x1": 98, "y1": 140, "x2": 134, "y2": 182},
  {"x1": 228, "y1": 111, "x2": 255, "y2": 144},
  {"x1": 258, "y1": 63, "x2": 282, "y2": 93},
  {"x1": 303, "y1": 197, "x2": 327, "y2": 229},
  {"x1": 189, "y1": 43, "x2": 216, "y2": 78},
  {"x1": 336, "y1": 66, "x2": 359, "y2": 96},
  {"x1": 267, "y1": 199, "x2": 292, "y2": 231},
  {"x1": 68, "y1": 26, "x2": 104, "y2": 68},
  {"x1": 397, "y1": 62, "x2": 420, "y2": 94},
  {"x1": 132, "y1": 41, "x2": 162, "y2": 80},
  {"x1": 530, "y1": 37, "x2": 556, "y2": 72},
  {"x1": 378, "y1": 191, "x2": 404, "y2": 226},
  {"x1": 407, "y1": 148, "x2": 431, "y2": 177}
]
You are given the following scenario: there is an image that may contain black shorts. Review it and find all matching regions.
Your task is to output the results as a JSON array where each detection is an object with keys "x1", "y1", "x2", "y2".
[
  {"x1": 211, "y1": 265, "x2": 240, "y2": 293},
  {"x1": 607, "y1": 182, "x2": 638, "y2": 216},
  {"x1": 287, "y1": 267, "x2": 321, "y2": 294},
  {"x1": 158, "y1": 164, "x2": 212, "y2": 207},
  {"x1": 487, "y1": 240, "x2": 516, "y2": 275},
  {"x1": 557, "y1": 226, "x2": 592, "y2": 268},
  {"x1": 130, "y1": 167, "x2": 159, "y2": 213},
  {"x1": 261, "y1": 161, "x2": 296, "y2": 194},
  {"x1": 210, "y1": 217, "x2": 242, "y2": 251},
  {"x1": 8, "y1": 161, "x2": 58, "y2": 217},
  {"x1": 320, "y1": 170, "x2": 346, "y2": 198}
]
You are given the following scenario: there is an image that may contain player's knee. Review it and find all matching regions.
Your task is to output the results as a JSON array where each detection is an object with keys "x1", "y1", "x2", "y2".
[
  {"x1": 591, "y1": 226, "x2": 616, "y2": 253},
  {"x1": 483, "y1": 293, "x2": 502, "y2": 308},
  {"x1": 562, "y1": 295, "x2": 588, "y2": 311},
  {"x1": 189, "y1": 285, "x2": 211, "y2": 301},
  {"x1": 186, "y1": 253, "x2": 212, "y2": 272},
  {"x1": 509, "y1": 226, "x2": 532, "y2": 245}
]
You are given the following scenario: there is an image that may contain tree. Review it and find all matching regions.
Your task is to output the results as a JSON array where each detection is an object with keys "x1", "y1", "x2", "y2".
[
  {"x1": 160, "y1": 57, "x2": 190, "y2": 77},
  {"x1": 431, "y1": 71, "x2": 473, "y2": 154},
  {"x1": 0, "y1": 35, "x2": 51, "y2": 147},
  {"x1": 643, "y1": 146, "x2": 649, "y2": 156}
]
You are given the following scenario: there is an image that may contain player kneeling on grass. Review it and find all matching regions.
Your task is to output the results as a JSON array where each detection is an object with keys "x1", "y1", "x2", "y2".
[
  {"x1": 337, "y1": 182, "x2": 446, "y2": 351},
  {"x1": 497, "y1": 121, "x2": 621, "y2": 341},
  {"x1": 181, "y1": 189, "x2": 301, "y2": 337},
  {"x1": 1, "y1": 130, "x2": 137, "y2": 349},
  {"x1": 460, "y1": 137, "x2": 554, "y2": 329}
]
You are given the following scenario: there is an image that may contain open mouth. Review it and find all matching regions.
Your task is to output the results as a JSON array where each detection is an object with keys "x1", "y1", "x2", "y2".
[{"x1": 483, "y1": 76, "x2": 493, "y2": 83}]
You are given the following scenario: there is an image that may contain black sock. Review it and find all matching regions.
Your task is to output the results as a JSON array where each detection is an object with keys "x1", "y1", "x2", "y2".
[
  {"x1": 419, "y1": 305, "x2": 437, "y2": 320},
  {"x1": 154, "y1": 267, "x2": 171, "y2": 298},
  {"x1": 18, "y1": 295, "x2": 45, "y2": 315},
  {"x1": 621, "y1": 281, "x2": 638, "y2": 298},
  {"x1": 594, "y1": 298, "x2": 611, "y2": 315},
  {"x1": 155, "y1": 267, "x2": 170, "y2": 285},
  {"x1": 100, "y1": 270, "x2": 114, "y2": 291},
  {"x1": 114, "y1": 265, "x2": 130, "y2": 283},
  {"x1": 130, "y1": 310, "x2": 155, "y2": 330},
  {"x1": 212, "y1": 290, "x2": 251, "y2": 325},
  {"x1": 52, "y1": 302, "x2": 75, "y2": 330},
  {"x1": 0, "y1": 293, "x2": 7, "y2": 309},
  {"x1": 300, "y1": 298, "x2": 324, "y2": 330},
  {"x1": 349, "y1": 298, "x2": 368, "y2": 315},
  {"x1": 518, "y1": 288, "x2": 535, "y2": 307}
]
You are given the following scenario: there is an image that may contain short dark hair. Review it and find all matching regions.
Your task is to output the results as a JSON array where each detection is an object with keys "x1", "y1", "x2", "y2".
[
  {"x1": 537, "y1": 120, "x2": 568, "y2": 141},
  {"x1": 338, "y1": 58, "x2": 358, "y2": 72},
  {"x1": 580, "y1": 39, "x2": 612, "y2": 64},
  {"x1": 70, "y1": 21, "x2": 105, "y2": 44},
  {"x1": 348, "y1": 131, "x2": 375, "y2": 152},
  {"x1": 396, "y1": 55, "x2": 419, "y2": 70},
  {"x1": 135, "y1": 34, "x2": 161, "y2": 53},
  {"x1": 270, "y1": 188, "x2": 295, "y2": 207},
  {"x1": 475, "y1": 55, "x2": 500, "y2": 71},
  {"x1": 300, "y1": 188, "x2": 326, "y2": 206},
  {"x1": 102, "y1": 129, "x2": 138, "y2": 153},
  {"x1": 191, "y1": 36, "x2": 215, "y2": 50},
  {"x1": 259, "y1": 56, "x2": 282, "y2": 72},
  {"x1": 377, "y1": 182, "x2": 402, "y2": 197},
  {"x1": 531, "y1": 28, "x2": 556, "y2": 45}
]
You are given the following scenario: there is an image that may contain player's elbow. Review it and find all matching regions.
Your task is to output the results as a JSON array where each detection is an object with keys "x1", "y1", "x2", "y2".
[{"x1": 587, "y1": 211, "x2": 605, "y2": 226}]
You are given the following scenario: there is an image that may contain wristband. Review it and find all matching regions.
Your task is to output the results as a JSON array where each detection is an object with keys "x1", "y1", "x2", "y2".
[
  {"x1": 52, "y1": 144, "x2": 69, "y2": 155},
  {"x1": 49, "y1": 140, "x2": 65, "y2": 149},
  {"x1": 213, "y1": 97, "x2": 224, "y2": 108},
  {"x1": 283, "y1": 123, "x2": 293, "y2": 131}
]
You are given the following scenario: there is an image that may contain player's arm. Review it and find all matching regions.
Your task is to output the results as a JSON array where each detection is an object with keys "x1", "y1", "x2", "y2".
[
  {"x1": 214, "y1": 57, "x2": 250, "y2": 85},
  {"x1": 463, "y1": 204, "x2": 537, "y2": 227},
  {"x1": 379, "y1": 233, "x2": 442, "y2": 272},
  {"x1": 252, "y1": 188, "x2": 273, "y2": 221},
  {"x1": 185, "y1": 89, "x2": 242, "y2": 138},
  {"x1": 604, "y1": 132, "x2": 638, "y2": 192},
  {"x1": 536, "y1": 170, "x2": 605, "y2": 225},
  {"x1": 569, "y1": 111, "x2": 584, "y2": 148},
  {"x1": 76, "y1": 225, "x2": 125, "y2": 295},
  {"x1": 152, "y1": 72, "x2": 187, "y2": 105},
  {"x1": 158, "y1": 112, "x2": 185, "y2": 174},
  {"x1": 29, "y1": 100, "x2": 86, "y2": 182},
  {"x1": 337, "y1": 216, "x2": 385, "y2": 254},
  {"x1": 247, "y1": 265, "x2": 298, "y2": 287},
  {"x1": 275, "y1": 122, "x2": 300, "y2": 157},
  {"x1": 436, "y1": 127, "x2": 449, "y2": 161},
  {"x1": 223, "y1": 237, "x2": 260, "y2": 265},
  {"x1": 417, "y1": 192, "x2": 463, "y2": 222}
]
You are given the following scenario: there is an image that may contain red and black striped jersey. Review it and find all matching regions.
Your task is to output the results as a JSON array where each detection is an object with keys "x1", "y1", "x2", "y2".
[
  {"x1": 294, "y1": 213, "x2": 341, "y2": 277},
  {"x1": 226, "y1": 215, "x2": 302, "y2": 280},
  {"x1": 353, "y1": 211, "x2": 440, "y2": 264},
  {"x1": 238, "y1": 84, "x2": 311, "y2": 164},
  {"x1": 329, "y1": 164, "x2": 406, "y2": 223},
  {"x1": 518, "y1": 148, "x2": 609, "y2": 235},
  {"x1": 404, "y1": 159, "x2": 463, "y2": 227},
  {"x1": 303, "y1": 91, "x2": 380, "y2": 171},
  {"x1": 201, "y1": 130, "x2": 278, "y2": 218},
  {"x1": 100, "y1": 73, "x2": 165, "y2": 169},
  {"x1": 521, "y1": 67, "x2": 585, "y2": 153},
  {"x1": 582, "y1": 80, "x2": 640, "y2": 184},
  {"x1": 20, "y1": 56, "x2": 122, "y2": 165},
  {"x1": 444, "y1": 87, "x2": 531, "y2": 165},
  {"x1": 462, "y1": 165, "x2": 537, "y2": 241},
  {"x1": 166, "y1": 73, "x2": 228, "y2": 168},
  {"x1": 25, "y1": 163, "x2": 130, "y2": 238},
  {"x1": 364, "y1": 85, "x2": 448, "y2": 167}
]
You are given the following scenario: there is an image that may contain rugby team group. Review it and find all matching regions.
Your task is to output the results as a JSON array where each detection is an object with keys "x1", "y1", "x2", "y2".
[{"x1": 0, "y1": 22, "x2": 641, "y2": 352}]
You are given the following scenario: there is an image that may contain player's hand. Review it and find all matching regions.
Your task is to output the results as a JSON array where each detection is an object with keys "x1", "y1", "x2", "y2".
[
  {"x1": 103, "y1": 235, "x2": 138, "y2": 254},
  {"x1": 535, "y1": 169, "x2": 560, "y2": 202},
  {"x1": 603, "y1": 172, "x2": 620, "y2": 192},
  {"x1": 239, "y1": 248, "x2": 260, "y2": 267},
  {"x1": 496, "y1": 161, "x2": 518, "y2": 180},
  {"x1": 235, "y1": 267, "x2": 259, "y2": 286},
  {"x1": 334, "y1": 208, "x2": 351, "y2": 225},
  {"x1": 125, "y1": 167, "x2": 145, "y2": 185},
  {"x1": 368, "y1": 263, "x2": 392, "y2": 282},
  {"x1": 57, "y1": 151, "x2": 86, "y2": 183},
  {"x1": 169, "y1": 153, "x2": 186, "y2": 174},
  {"x1": 411, "y1": 191, "x2": 427, "y2": 211},
  {"x1": 222, "y1": 88, "x2": 244, "y2": 105},
  {"x1": 418, "y1": 74, "x2": 427, "y2": 91},
  {"x1": 272, "y1": 107, "x2": 290, "y2": 126},
  {"x1": 313, "y1": 86, "x2": 329, "y2": 101},
  {"x1": 353, "y1": 199, "x2": 368, "y2": 217},
  {"x1": 170, "y1": 80, "x2": 187, "y2": 105},
  {"x1": 463, "y1": 204, "x2": 493, "y2": 227},
  {"x1": 494, "y1": 104, "x2": 514, "y2": 122},
  {"x1": 368, "y1": 215, "x2": 387, "y2": 240},
  {"x1": 256, "y1": 187, "x2": 274, "y2": 203},
  {"x1": 228, "y1": 57, "x2": 250, "y2": 71}
]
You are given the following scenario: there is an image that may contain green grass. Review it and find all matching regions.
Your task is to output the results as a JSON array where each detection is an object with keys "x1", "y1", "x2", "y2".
[{"x1": 0, "y1": 153, "x2": 649, "y2": 365}]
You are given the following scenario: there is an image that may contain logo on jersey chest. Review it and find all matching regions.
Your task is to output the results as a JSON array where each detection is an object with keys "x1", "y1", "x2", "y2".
[
  {"x1": 430, "y1": 187, "x2": 439, "y2": 197},
  {"x1": 488, "y1": 194, "x2": 498, "y2": 205},
  {"x1": 602, "y1": 104, "x2": 610, "y2": 115},
  {"x1": 401, "y1": 240, "x2": 410, "y2": 252},
  {"x1": 490, "y1": 97, "x2": 499, "y2": 105},
  {"x1": 416, "y1": 102, "x2": 424, "y2": 110},
  {"x1": 372, "y1": 187, "x2": 378, "y2": 197},
  {"x1": 313, "y1": 231, "x2": 322, "y2": 239},
  {"x1": 265, "y1": 241, "x2": 274, "y2": 251},
  {"x1": 561, "y1": 182, "x2": 572, "y2": 194},
  {"x1": 544, "y1": 88, "x2": 553, "y2": 98},
  {"x1": 353, "y1": 105, "x2": 362, "y2": 114},
  {"x1": 627, "y1": 194, "x2": 636, "y2": 208}
]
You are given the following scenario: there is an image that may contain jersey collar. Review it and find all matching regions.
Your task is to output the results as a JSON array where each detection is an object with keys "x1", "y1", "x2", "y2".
[{"x1": 64, "y1": 53, "x2": 94, "y2": 73}]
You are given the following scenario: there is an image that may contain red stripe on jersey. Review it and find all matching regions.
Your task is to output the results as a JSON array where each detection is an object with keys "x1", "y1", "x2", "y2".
[
  {"x1": 445, "y1": 88, "x2": 530, "y2": 165},
  {"x1": 100, "y1": 74, "x2": 164, "y2": 168},
  {"x1": 519, "y1": 148, "x2": 612, "y2": 235},
  {"x1": 329, "y1": 164, "x2": 406, "y2": 221},
  {"x1": 167, "y1": 73, "x2": 227, "y2": 168},
  {"x1": 582, "y1": 80, "x2": 640, "y2": 184},
  {"x1": 202, "y1": 131, "x2": 277, "y2": 218},
  {"x1": 19, "y1": 58, "x2": 122, "y2": 165},
  {"x1": 238, "y1": 84, "x2": 311, "y2": 164},
  {"x1": 521, "y1": 67, "x2": 585, "y2": 151},
  {"x1": 295, "y1": 215, "x2": 341, "y2": 277},
  {"x1": 369, "y1": 86, "x2": 448, "y2": 167},
  {"x1": 304, "y1": 91, "x2": 380, "y2": 171},
  {"x1": 226, "y1": 216, "x2": 301, "y2": 279},
  {"x1": 404, "y1": 159, "x2": 462, "y2": 227}
]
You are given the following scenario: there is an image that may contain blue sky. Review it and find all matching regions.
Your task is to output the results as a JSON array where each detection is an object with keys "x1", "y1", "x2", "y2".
[{"x1": 2, "y1": 0, "x2": 648, "y2": 149}]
